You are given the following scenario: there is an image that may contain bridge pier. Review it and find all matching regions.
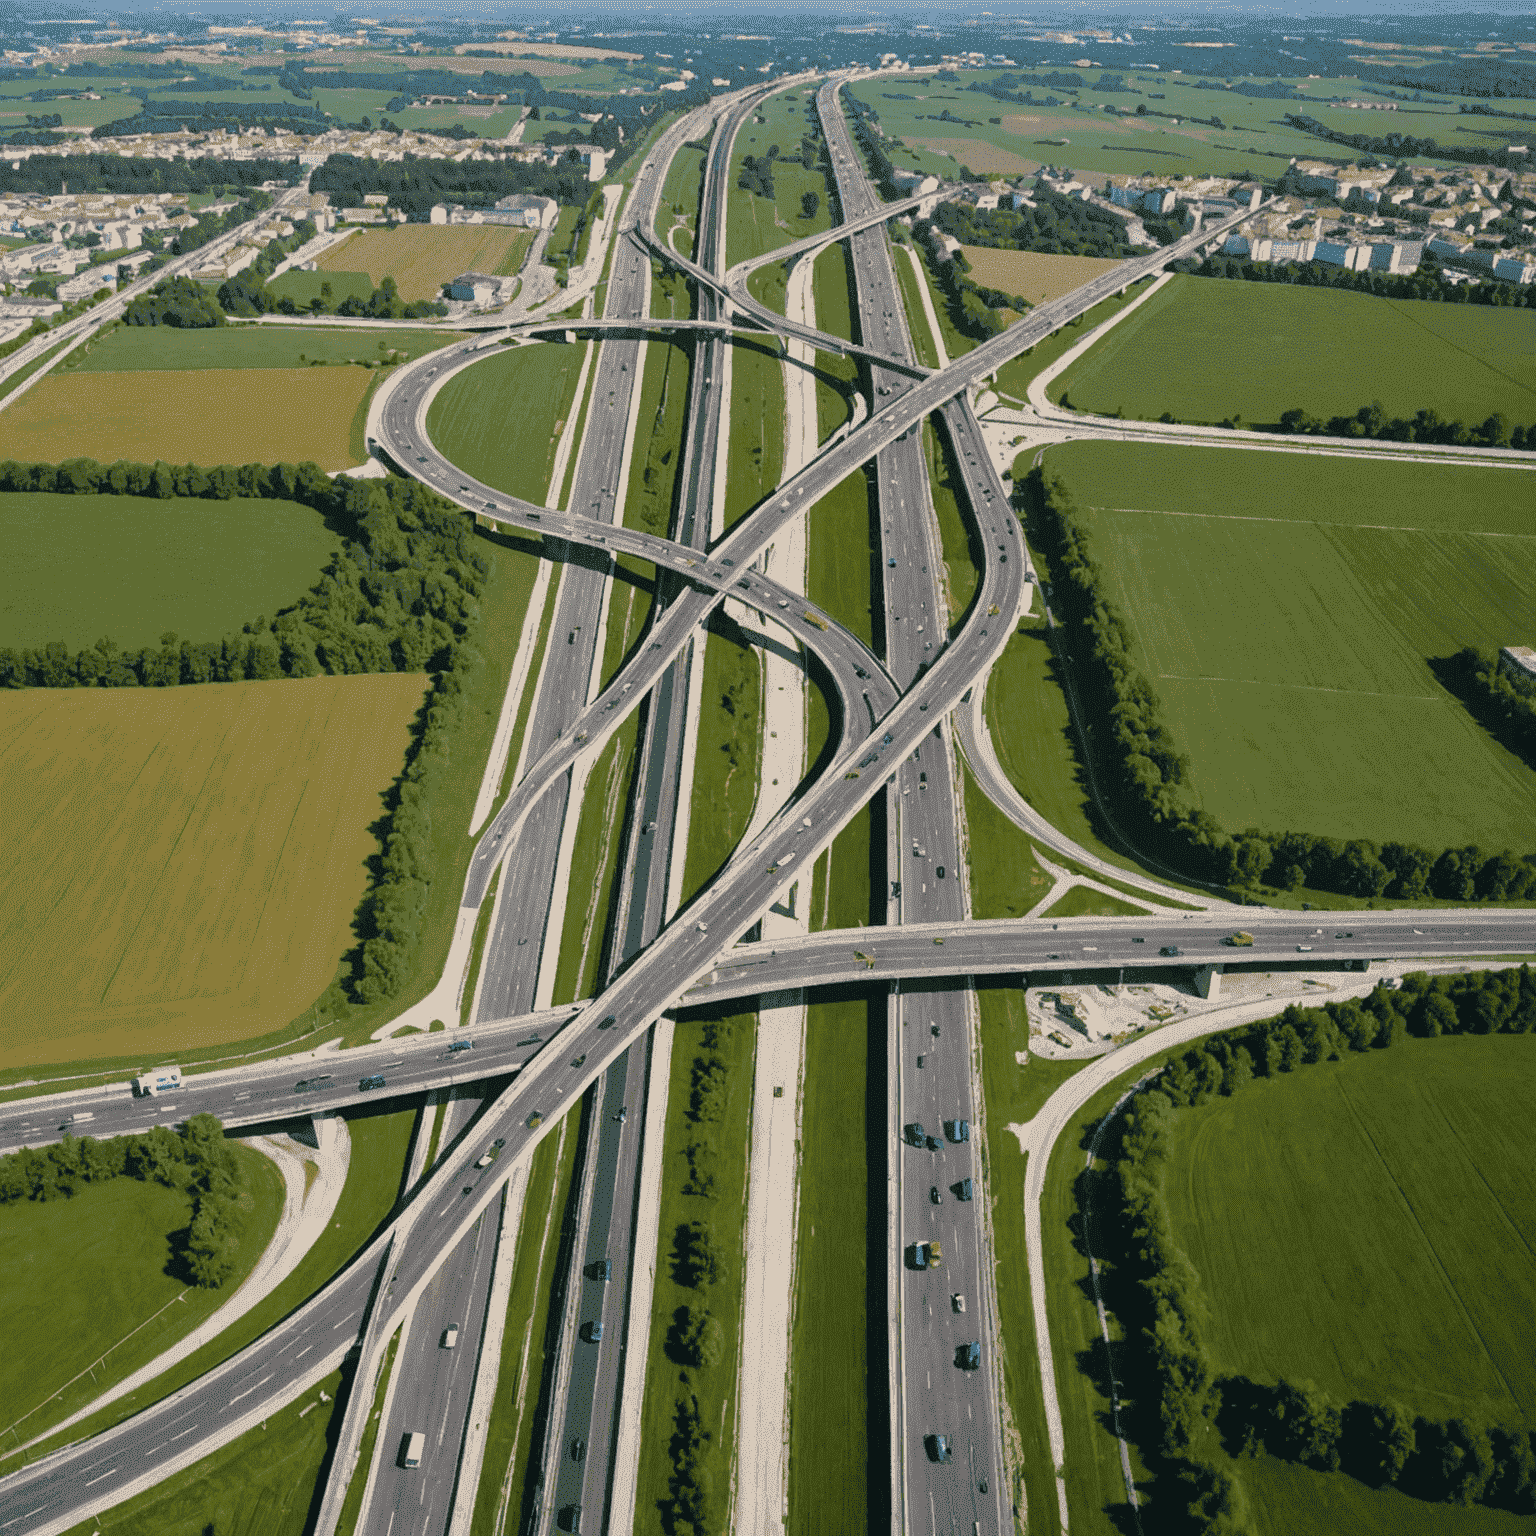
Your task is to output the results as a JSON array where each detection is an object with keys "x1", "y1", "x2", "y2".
[{"x1": 1193, "y1": 964, "x2": 1223, "y2": 1000}]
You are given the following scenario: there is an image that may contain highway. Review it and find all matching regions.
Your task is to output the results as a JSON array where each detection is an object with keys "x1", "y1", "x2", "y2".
[
  {"x1": 812, "y1": 74, "x2": 1012, "y2": 1535},
  {"x1": 1, "y1": 73, "x2": 1530, "y2": 1536}
]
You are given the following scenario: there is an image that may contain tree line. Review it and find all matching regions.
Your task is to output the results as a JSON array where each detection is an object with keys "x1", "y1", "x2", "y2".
[
  {"x1": 0, "y1": 459, "x2": 492, "y2": 1008},
  {"x1": 657, "y1": 1014, "x2": 745, "y2": 1535},
  {"x1": 311, "y1": 152, "x2": 592, "y2": 222},
  {"x1": 93, "y1": 101, "x2": 325, "y2": 139},
  {"x1": 0, "y1": 1113, "x2": 255, "y2": 1288},
  {"x1": 221, "y1": 270, "x2": 446, "y2": 322},
  {"x1": 1108, "y1": 967, "x2": 1536, "y2": 1532},
  {"x1": 1281, "y1": 110, "x2": 1534, "y2": 171},
  {"x1": 0, "y1": 154, "x2": 295, "y2": 197},
  {"x1": 1452, "y1": 647, "x2": 1536, "y2": 773},
  {"x1": 1277, "y1": 400, "x2": 1536, "y2": 451},
  {"x1": 1181, "y1": 251, "x2": 1536, "y2": 311},
  {"x1": 1021, "y1": 465, "x2": 1536, "y2": 901}
]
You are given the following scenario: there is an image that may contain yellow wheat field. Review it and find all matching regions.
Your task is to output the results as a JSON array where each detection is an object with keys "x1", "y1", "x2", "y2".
[
  {"x1": 0, "y1": 368, "x2": 374, "y2": 472},
  {"x1": 959, "y1": 246, "x2": 1125, "y2": 306},
  {"x1": 0, "y1": 674, "x2": 425, "y2": 1070},
  {"x1": 318, "y1": 225, "x2": 535, "y2": 300}
]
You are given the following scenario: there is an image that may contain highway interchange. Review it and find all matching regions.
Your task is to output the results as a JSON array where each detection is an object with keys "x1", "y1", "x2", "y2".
[{"x1": 1, "y1": 69, "x2": 1532, "y2": 1536}]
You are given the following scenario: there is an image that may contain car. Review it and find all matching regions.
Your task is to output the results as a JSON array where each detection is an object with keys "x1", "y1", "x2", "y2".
[
  {"x1": 571, "y1": 1439, "x2": 587, "y2": 1461},
  {"x1": 583, "y1": 1320, "x2": 603, "y2": 1343},
  {"x1": 926, "y1": 1240, "x2": 943, "y2": 1268},
  {"x1": 952, "y1": 1292, "x2": 966, "y2": 1314},
  {"x1": 905, "y1": 1122, "x2": 927, "y2": 1147},
  {"x1": 1297, "y1": 944, "x2": 1314, "y2": 952},
  {"x1": 926, "y1": 1135, "x2": 943, "y2": 1152},
  {"x1": 1160, "y1": 945, "x2": 1181, "y2": 957},
  {"x1": 957, "y1": 1341, "x2": 981, "y2": 1370},
  {"x1": 916, "y1": 1054, "x2": 925, "y2": 1069},
  {"x1": 359, "y1": 1075, "x2": 386, "y2": 1092},
  {"x1": 476, "y1": 1152, "x2": 494, "y2": 1168},
  {"x1": 571, "y1": 1053, "x2": 587, "y2": 1068},
  {"x1": 1223, "y1": 931, "x2": 1255, "y2": 947},
  {"x1": 955, "y1": 1178, "x2": 974, "y2": 1202},
  {"x1": 447, "y1": 1039, "x2": 474, "y2": 1053},
  {"x1": 931, "y1": 1024, "x2": 941, "y2": 1038},
  {"x1": 936, "y1": 866, "x2": 945, "y2": 879},
  {"x1": 925, "y1": 1434, "x2": 952, "y2": 1464},
  {"x1": 598, "y1": 1015, "x2": 616, "y2": 1030},
  {"x1": 1131, "y1": 936, "x2": 1145, "y2": 944},
  {"x1": 888, "y1": 557, "x2": 897, "y2": 567},
  {"x1": 493, "y1": 1138, "x2": 504, "y2": 1149},
  {"x1": 295, "y1": 1075, "x2": 333, "y2": 1093},
  {"x1": 945, "y1": 1119, "x2": 970, "y2": 1144},
  {"x1": 588, "y1": 1258, "x2": 613, "y2": 1282},
  {"x1": 442, "y1": 1325, "x2": 459, "y2": 1348},
  {"x1": 614, "y1": 1107, "x2": 628, "y2": 1124},
  {"x1": 527, "y1": 1112, "x2": 544, "y2": 1129},
  {"x1": 930, "y1": 1185, "x2": 941, "y2": 1204}
]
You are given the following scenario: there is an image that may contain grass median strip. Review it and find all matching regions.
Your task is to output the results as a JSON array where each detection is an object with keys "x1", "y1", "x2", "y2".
[
  {"x1": 470, "y1": 1114, "x2": 580, "y2": 1536},
  {"x1": 959, "y1": 755, "x2": 1053, "y2": 920}
]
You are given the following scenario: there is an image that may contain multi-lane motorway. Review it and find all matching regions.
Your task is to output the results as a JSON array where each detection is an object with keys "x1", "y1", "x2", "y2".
[{"x1": 1, "y1": 70, "x2": 1530, "y2": 1536}]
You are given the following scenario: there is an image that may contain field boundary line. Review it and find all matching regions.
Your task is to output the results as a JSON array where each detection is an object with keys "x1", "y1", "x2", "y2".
[
  {"x1": 1154, "y1": 674, "x2": 1442, "y2": 703},
  {"x1": 1091, "y1": 506, "x2": 1536, "y2": 539}
]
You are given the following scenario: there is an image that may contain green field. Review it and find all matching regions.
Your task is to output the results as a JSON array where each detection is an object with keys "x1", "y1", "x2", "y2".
[
  {"x1": 806, "y1": 467, "x2": 875, "y2": 648},
  {"x1": 1051, "y1": 275, "x2": 1536, "y2": 428},
  {"x1": 0, "y1": 1142, "x2": 283, "y2": 1443},
  {"x1": 0, "y1": 493, "x2": 339, "y2": 651},
  {"x1": 266, "y1": 269, "x2": 377, "y2": 308},
  {"x1": 726, "y1": 87, "x2": 836, "y2": 268},
  {"x1": 723, "y1": 336, "x2": 786, "y2": 533},
  {"x1": 1167, "y1": 1035, "x2": 1536, "y2": 1426},
  {"x1": 846, "y1": 70, "x2": 1504, "y2": 182},
  {"x1": 425, "y1": 341, "x2": 589, "y2": 505},
  {"x1": 67, "y1": 324, "x2": 460, "y2": 374},
  {"x1": 18, "y1": 1106, "x2": 413, "y2": 1468},
  {"x1": 1040, "y1": 885, "x2": 1149, "y2": 918},
  {"x1": 1048, "y1": 440, "x2": 1536, "y2": 851}
]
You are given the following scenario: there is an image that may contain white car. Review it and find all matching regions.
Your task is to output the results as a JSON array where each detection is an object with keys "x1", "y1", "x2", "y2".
[
  {"x1": 952, "y1": 1293, "x2": 966, "y2": 1314},
  {"x1": 442, "y1": 1325, "x2": 459, "y2": 1349}
]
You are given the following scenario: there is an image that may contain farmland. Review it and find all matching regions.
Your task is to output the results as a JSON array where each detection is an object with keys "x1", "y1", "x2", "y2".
[
  {"x1": 1164, "y1": 1034, "x2": 1536, "y2": 1428},
  {"x1": 959, "y1": 247, "x2": 1123, "y2": 308},
  {"x1": 0, "y1": 492, "x2": 340, "y2": 652},
  {"x1": 1046, "y1": 440, "x2": 1536, "y2": 851},
  {"x1": 0, "y1": 674, "x2": 424, "y2": 1071},
  {"x1": 1050, "y1": 274, "x2": 1536, "y2": 427},
  {"x1": 312, "y1": 224, "x2": 535, "y2": 300},
  {"x1": 425, "y1": 341, "x2": 590, "y2": 505},
  {"x1": 0, "y1": 369, "x2": 374, "y2": 473},
  {"x1": 66, "y1": 324, "x2": 461, "y2": 373},
  {"x1": 845, "y1": 69, "x2": 1511, "y2": 182}
]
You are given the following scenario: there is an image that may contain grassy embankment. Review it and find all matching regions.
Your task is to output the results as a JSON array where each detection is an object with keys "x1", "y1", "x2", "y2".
[
  {"x1": 1041, "y1": 886, "x2": 1150, "y2": 919},
  {"x1": 958, "y1": 756, "x2": 1053, "y2": 920},
  {"x1": 923, "y1": 418, "x2": 982, "y2": 631},
  {"x1": 1050, "y1": 273, "x2": 1536, "y2": 428},
  {"x1": 0, "y1": 1143, "x2": 284, "y2": 1446},
  {"x1": 469, "y1": 1115, "x2": 582, "y2": 1536},
  {"x1": 811, "y1": 241, "x2": 860, "y2": 440},
  {"x1": 11, "y1": 1107, "x2": 414, "y2": 1465},
  {"x1": 333, "y1": 1325, "x2": 402, "y2": 1536},
  {"x1": 990, "y1": 280, "x2": 1153, "y2": 405},
  {"x1": 632, "y1": 1008, "x2": 758, "y2": 1533},
  {"x1": 977, "y1": 986, "x2": 1086, "y2": 1535},
  {"x1": 1047, "y1": 440, "x2": 1536, "y2": 854},
  {"x1": 1043, "y1": 1018, "x2": 1536, "y2": 1536},
  {"x1": 55, "y1": 1369, "x2": 344, "y2": 1536}
]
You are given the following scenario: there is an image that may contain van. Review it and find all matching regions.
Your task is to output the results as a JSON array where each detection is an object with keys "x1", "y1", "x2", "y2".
[
  {"x1": 133, "y1": 1065, "x2": 183, "y2": 1097},
  {"x1": 957, "y1": 1178, "x2": 974, "y2": 1202},
  {"x1": 400, "y1": 1431, "x2": 425, "y2": 1468},
  {"x1": 442, "y1": 1325, "x2": 459, "y2": 1349},
  {"x1": 946, "y1": 1119, "x2": 970, "y2": 1144}
]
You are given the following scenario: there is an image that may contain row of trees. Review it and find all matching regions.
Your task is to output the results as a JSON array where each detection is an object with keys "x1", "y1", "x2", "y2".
[
  {"x1": 1276, "y1": 401, "x2": 1536, "y2": 451},
  {"x1": 93, "y1": 101, "x2": 326, "y2": 139},
  {"x1": 0, "y1": 1113, "x2": 251, "y2": 1288},
  {"x1": 220, "y1": 270, "x2": 446, "y2": 322},
  {"x1": 310, "y1": 152, "x2": 590, "y2": 222},
  {"x1": 659, "y1": 1015, "x2": 743, "y2": 1535},
  {"x1": 1112, "y1": 968, "x2": 1536, "y2": 1530},
  {"x1": 0, "y1": 459, "x2": 489, "y2": 1009},
  {"x1": 1282, "y1": 109, "x2": 1535, "y2": 171},
  {"x1": 124, "y1": 274, "x2": 225, "y2": 328},
  {"x1": 1459, "y1": 646, "x2": 1536, "y2": 769},
  {"x1": 0, "y1": 154, "x2": 294, "y2": 196},
  {"x1": 1023, "y1": 466, "x2": 1536, "y2": 900},
  {"x1": 1181, "y1": 252, "x2": 1536, "y2": 310}
]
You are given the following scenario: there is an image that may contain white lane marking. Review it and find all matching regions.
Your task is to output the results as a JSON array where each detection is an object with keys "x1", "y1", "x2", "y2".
[
  {"x1": 84, "y1": 1469, "x2": 117, "y2": 1487},
  {"x1": 295, "y1": 1346, "x2": 312, "y2": 1359},
  {"x1": 229, "y1": 1374, "x2": 272, "y2": 1405},
  {"x1": 170, "y1": 1426, "x2": 198, "y2": 1441},
  {"x1": 2, "y1": 1505, "x2": 51, "y2": 1529}
]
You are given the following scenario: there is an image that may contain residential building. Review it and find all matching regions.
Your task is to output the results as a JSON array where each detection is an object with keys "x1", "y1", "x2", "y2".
[{"x1": 56, "y1": 266, "x2": 115, "y2": 302}]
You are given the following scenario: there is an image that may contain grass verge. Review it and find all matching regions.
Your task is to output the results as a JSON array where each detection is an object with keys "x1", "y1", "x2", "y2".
[
  {"x1": 334, "y1": 1325, "x2": 402, "y2": 1536},
  {"x1": 958, "y1": 755, "x2": 1053, "y2": 920},
  {"x1": 1041, "y1": 886, "x2": 1151, "y2": 919}
]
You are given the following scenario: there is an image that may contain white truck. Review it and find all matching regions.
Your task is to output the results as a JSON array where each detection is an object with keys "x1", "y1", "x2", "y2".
[{"x1": 133, "y1": 1065, "x2": 183, "y2": 1097}]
